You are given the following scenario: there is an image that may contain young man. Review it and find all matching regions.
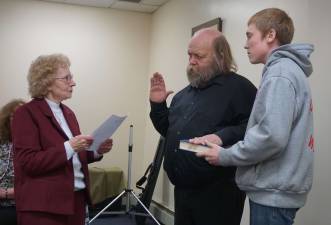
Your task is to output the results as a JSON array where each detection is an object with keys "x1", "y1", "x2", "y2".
[
  {"x1": 194, "y1": 8, "x2": 314, "y2": 225},
  {"x1": 149, "y1": 28, "x2": 257, "y2": 225}
]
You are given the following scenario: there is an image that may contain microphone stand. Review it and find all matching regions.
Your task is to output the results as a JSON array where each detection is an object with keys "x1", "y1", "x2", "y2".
[{"x1": 89, "y1": 125, "x2": 161, "y2": 225}]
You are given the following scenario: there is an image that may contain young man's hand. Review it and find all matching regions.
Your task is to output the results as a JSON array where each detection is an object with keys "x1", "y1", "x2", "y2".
[
  {"x1": 189, "y1": 134, "x2": 223, "y2": 146},
  {"x1": 196, "y1": 141, "x2": 222, "y2": 166}
]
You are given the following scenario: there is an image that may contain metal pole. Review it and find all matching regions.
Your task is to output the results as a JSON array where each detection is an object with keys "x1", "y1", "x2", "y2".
[
  {"x1": 89, "y1": 124, "x2": 161, "y2": 225},
  {"x1": 131, "y1": 191, "x2": 161, "y2": 225},
  {"x1": 126, "y1": 124, "x2": 133, "y2": 212},
  {"x1": 89, "y1": 190, "x2": 126, "y2": 223}
]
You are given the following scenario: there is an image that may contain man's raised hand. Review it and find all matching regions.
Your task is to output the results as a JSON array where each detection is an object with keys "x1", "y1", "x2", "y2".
[{"x1": 150, "y1": 72, "x2": 173, "y2": 103}]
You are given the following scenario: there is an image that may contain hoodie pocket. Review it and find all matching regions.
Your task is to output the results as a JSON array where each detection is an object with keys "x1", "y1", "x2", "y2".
[{"x1": 236, "y1": 165, "x2": 259, "y2": 189}]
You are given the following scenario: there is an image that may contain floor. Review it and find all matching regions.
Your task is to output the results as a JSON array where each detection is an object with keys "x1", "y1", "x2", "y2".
[
  {"x1": 89, "y1": 196, "x2": 163, "y2": 225},
  {"x1": 90, "y1": 214, "x2": 162, "y2": 225}
]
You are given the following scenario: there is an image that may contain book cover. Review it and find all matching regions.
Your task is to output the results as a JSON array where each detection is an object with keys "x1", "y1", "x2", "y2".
[{"x1": 179, "y1": 140, "x2": 210, "y2": 153}]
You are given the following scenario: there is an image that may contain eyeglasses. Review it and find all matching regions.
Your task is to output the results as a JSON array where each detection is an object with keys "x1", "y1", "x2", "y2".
[{"x1": 55, "y1": 74, "x2": 74, "y2": 83}]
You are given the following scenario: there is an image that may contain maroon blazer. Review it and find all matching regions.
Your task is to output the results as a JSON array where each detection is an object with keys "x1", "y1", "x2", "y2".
[{"x1": 12, "y1": 98, "x2": 100, "y2": 215}]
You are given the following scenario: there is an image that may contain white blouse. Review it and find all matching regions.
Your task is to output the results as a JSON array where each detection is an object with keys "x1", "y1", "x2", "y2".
[{"x1": 46, "y1": 98, "x2": 85, "y2": 191}]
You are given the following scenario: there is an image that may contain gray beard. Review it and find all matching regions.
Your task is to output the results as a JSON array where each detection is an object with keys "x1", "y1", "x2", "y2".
[{"x1": 186, "y1": 61, "x2": 221, "y2": 88}]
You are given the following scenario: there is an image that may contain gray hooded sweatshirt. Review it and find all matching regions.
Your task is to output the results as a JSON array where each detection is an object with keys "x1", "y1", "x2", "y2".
[{"x1": 219, "y1": 43, "x2": 314, "y2": 208}]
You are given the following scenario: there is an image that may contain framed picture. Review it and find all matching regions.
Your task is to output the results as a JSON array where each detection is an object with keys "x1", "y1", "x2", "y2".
[{"x1": 191, "y1": 17, "x2": 223, "y2": 36}]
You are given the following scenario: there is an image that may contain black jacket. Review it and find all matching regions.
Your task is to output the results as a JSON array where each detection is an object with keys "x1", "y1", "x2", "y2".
[{"x1": 150, "y1": 72, "x2": 257, "y2": 188}]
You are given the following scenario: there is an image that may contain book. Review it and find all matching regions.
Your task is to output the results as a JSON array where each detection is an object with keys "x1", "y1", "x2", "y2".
[{"x1": 179, "y1": 140, "x2": 210, "y2": 153}]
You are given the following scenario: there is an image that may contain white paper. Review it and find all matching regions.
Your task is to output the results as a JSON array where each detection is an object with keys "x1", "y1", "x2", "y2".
[{"x1": 88, "y1": 114, "x2": 127, "y2": 152}]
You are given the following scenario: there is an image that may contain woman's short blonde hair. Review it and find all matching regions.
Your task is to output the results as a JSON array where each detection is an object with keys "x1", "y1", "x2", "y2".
[
  {"x1": 28, "y1": 54, "x2": 70, "y2": 98},
  {"x1": 0, "y1": 99, "x2": 25, "y2": 143}
]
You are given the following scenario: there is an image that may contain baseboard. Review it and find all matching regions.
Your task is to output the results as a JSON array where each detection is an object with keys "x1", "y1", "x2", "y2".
[{"x1": 149, "y1": 201, "x2": 174, "y2": 225}]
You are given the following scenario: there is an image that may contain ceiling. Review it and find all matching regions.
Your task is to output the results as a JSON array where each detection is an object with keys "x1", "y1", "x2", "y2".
[{"x1": 39, "y1": 0, "x2": 170, "y2": 13}]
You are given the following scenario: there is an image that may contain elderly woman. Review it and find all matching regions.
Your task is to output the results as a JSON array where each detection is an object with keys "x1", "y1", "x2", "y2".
[
  {"x1": 0, "y1": 99, "x2": 25, "y2": 225},
  {"x1": 12, "y1": 54, "x2": 113, "y2": 225}
]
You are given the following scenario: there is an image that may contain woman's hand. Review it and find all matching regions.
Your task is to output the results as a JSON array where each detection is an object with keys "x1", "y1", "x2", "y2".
[
  {"x1": 6, "y1": 187, "x2": 14, "y2": 199},
  {"x1": 0, "y1": 187, "x2": 14, "y2": 199},
  {"x1": 69, "y1": 135, "x2": 93, "y2": 152},
  {"x1": 97, "y1": 138, "x2": 113, "y2": 155}
]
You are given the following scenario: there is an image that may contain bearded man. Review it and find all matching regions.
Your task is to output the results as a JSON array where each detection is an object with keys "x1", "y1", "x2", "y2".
[{"x1": 149, "y1": 28, "x2": 257, "y2": 225}]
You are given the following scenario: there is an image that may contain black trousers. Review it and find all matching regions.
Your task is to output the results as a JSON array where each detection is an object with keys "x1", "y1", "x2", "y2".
[
  {"x1": 174, "y1": 180, "x2": 245, "y2": 225},
  {"x1": 0, "y1": 205, "x2": 17, "y2": 225}
]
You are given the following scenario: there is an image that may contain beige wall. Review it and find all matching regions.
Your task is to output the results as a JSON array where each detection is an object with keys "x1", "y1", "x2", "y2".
[
  {"x1": 0, "y1": 0, "x2": 152, "y2": 185},
  {"x1": 145, "y1": 0, "x2": 331, "y2": 225}
]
